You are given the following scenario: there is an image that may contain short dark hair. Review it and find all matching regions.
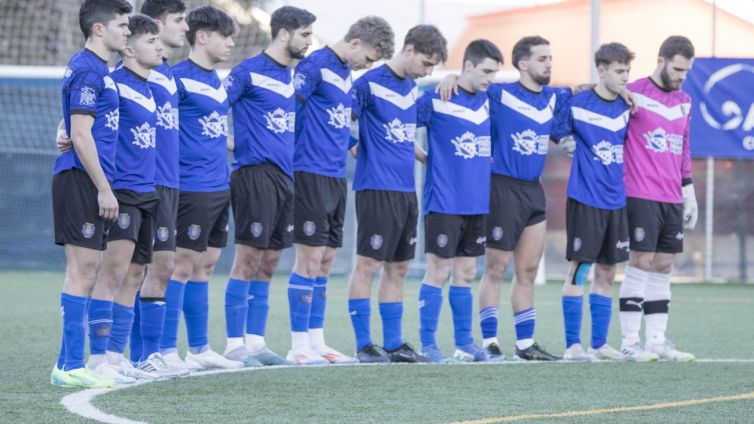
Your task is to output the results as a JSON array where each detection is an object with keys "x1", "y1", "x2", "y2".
[
  {"x1": 594, "y1": 42, "x2": 635, "y2": 67},
  {"x1": 463, "y1": 39, "x2": 503, "y2": 67},
  {"x1": 345, "y1": 16, "x2": 395, "y2": 60},
  {"x1": 127, "y1": 14, "x2": 160, "y2": 40},
  {"x1": 511, "y1": 36, "x2": 549, "y2": 70},
  {"x1": 404, "y1": 25, "x2": 448, "y2": 63},
  {"x1": 185, "y1": 5, "x2": 237, "y2": 46},
  {"x1": 659, "y1": 35, "x2": 695, "y2": 60},
  {"x1": 79, "y1": 0, "x2": 132, "y2": 39},
  {"x1": 270, "y1": 6, "x2": 316, "y2": 39},
  {"x1": 140, "y1": 0, "x2": 186, "y2": 21}
]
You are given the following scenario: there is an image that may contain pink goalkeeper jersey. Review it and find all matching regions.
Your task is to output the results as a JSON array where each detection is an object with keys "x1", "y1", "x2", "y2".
[{"x1": 624, "y1": 77, "x2": 693, "y2": 204}]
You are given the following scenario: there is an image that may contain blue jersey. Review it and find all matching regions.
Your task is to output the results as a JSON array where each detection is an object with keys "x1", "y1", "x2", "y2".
[
  {"x1": 488, "y1": 82, "x2": 571, "y2": 181},
  {"x1": 148, "y1": 60, "x2": 180, "y2": 189},
  {"x1": 552, "y1": 89, "x2": 630, "y2": 210},
  {"x1": 111, "y1": 67, "x2": 157, "y2": 192},
  {"x1": 55, "y1": 49, "x2": 119, "y2": 179},
  {"x1": 293, "y1": 47, "x2": 353, "y2": 178},
  {"x1": 417, "y1": 89, "x2": 491, "y2": 215},
  {"x1": 226, "y1": 53, "x2": 295, "y2": 176},
  {"x1": 173, "y1": 60, "x2": 229, "y2": 192},
  {"x1": 352, "y1": 65, "x2": 419, "y2": 192}
]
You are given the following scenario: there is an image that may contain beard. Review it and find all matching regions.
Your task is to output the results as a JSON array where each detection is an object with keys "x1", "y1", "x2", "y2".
[
  {"x1": 660, "y1": 65, "x2": 681, "y2": 91},
  {"x1": 532, "y1": 72, "x2": 551, "y2": 86},
  {"x1": 287, "y1": 43, "x2": 307, "y2": 60}
]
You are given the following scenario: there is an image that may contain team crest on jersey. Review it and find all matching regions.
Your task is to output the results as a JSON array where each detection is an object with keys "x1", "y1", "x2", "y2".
[
  {"x1": 326, "y1": 103, "x2": 351, "y2": 129},
  {"x1": 131, "y1": 122, "x2": 156, "y2": 149},
  {"x1": 222, "y1": 75, "x2": 234, "y2": 90},
  {"x1": 188, "y1": 224, "x2": 201, "y2": 240},
  {"x1": 199, "y1": 111, "x2": 228, "y2": 138},
  {"x1": 117, "y1": 213, "x2": 131, "y2": 229},
  {"x1": 156, "y1": 101, "x2": 179, "y2": 130},
  {"x1": 634, "y1": 227, "x2": 645, "y2": 242},
  {"x1": 303, "y1": 221, "x2": 316, "y2": 236},
  {"x1": 451, "y1": 132, "x2": 491, "y2": 159},
  {"x1": 264, "y1": 108, "x2": 295, "y2": 134},
  {"x1": 643, "y1": 127, "x2": 683, "y2": 155},
  {"x1": 156, "y1": 226, "x2": 169, "y2": 242},
  {"x1": 105, "y1": 109, "x2": 119, "y2": 131},
  {"x1": 81, "y1": 222, "x2": 95, "y2": 239},
  {"x1": 383, "y1": 118, "x2": 416, "y2": 144},
  {"x1": 251, "y1": 222, "x2": 263, "y2": 238},
  {"x1": 492, "y1": 226, "x2": 503, "y2": 241},
  {"x1": 616, "y1": 240, "x2": 630, "y2": 251},
  {"x1": 573, "y1": 237, "x2": 582, "y2": 252},
  {"x1": 79, "y1": 86, "x2": 96, "y2": 107},
  {"x1": 592, "y1": 141, "x2": 623, "y2": 165},
  {"x1": 437, "y1": 233, "x2": 448, "y2": 248},
  {"x1": 292, "y1": 72, "x2": 306, "y2": 91},
  {"x1": 370, "y1": 234, "x2": 383, "y2": 250},
  {"x1": 511, "y1": 129, "x2": 548, "y2": 156}
]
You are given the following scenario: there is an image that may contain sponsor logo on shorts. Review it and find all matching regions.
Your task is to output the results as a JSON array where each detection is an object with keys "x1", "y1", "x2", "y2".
[
  {"x1": 81, "y1": 223, "x2": 95, "y2": 239},
  {"x1": 676, "y1": 232, "x2": 684, "y2": 240},
  {"x1": 224, "y1": 224, "x2": 229, "y2": 232},
  {"x1": 408, "y1": 237, "x2": 418, "y2": 246},
  {"x1": 188, "y1": 224, "x2": 201, "y2": 240},
  {"x1": 616, "y1": 240, "x2": 630, "y2": 251},
  {"x1": 476, "y1": 236, "x2": 486, "y2": 245},
  {"x1": 250, "y1": 222, "x2": 263, "y2": 238},
  {"x1": 437, "y1": 233, "x2": 448, "y2": 248},
  {"x1": 634, "y1": 227, "x2": 646, "y2": 242},
  {"x1": 625, "y1": 299, "x2": 643, "y2": 308},
  {"x1": 492, "y1": 226, "x2": 504, "y2": 241},
  {"x1": 117, "y1": 213, "x2": 131, "y2": 229},
  {"x1": 287, "y1": 225, "x2": 294, "y2": 233},
  {"x1": 303, "y1": 221, "x2": 316, "y2": 236},
  {"x1": 370, "y1": 234, "x2": 383, "y2": 250},
  {"x1": 573, "y1": 237, "x2": 582, "y2": 252},
  {"x1": 156, "y1": 226, "x2": 169, "y2": 242}
]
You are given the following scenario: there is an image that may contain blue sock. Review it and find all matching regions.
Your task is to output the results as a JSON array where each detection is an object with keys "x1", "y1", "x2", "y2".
[
  {"x1": 379, "y1": 302, "x2": 404, "y2": 351},
  {"x1": 449, "y1": 286, "x2": 473, "y2": 347},
  {"x1": 348, "y1": 298, "x2": 371, "y2": 351},
  {"x1": 87, "y1": 299, "x2": 113, "y2": 356},
  {"x1": 288, "y1": 273, "x2": 314, "y2": 332},
  {"x1": 589, "y1": 293, "x2": 612, "y2": 349},
  {"x1": 183, "y1": 280, "x2": 209, "y2": 351},
  {"x1": 107, "y1": 302, "x2": 135, "y2": 354},
  {"x1": 225, "y1": 278, "x2": 249, "y2": 338},
  {"x1": 140, "y1": 298, "x2": 166, "y2": 361},
  {"x1": 479, "y1": 307, "x2": 499, "y2": 340},
  {"x1": 159, "y1": 279, "x2": 185, "y2": 352},
  {"x1": 419, "y1": 283, "x2": 443, "y2": 348},
  {"x1": 309, "y1": 276, "x2": 328, "y2": 329},
  {"x1": 562, "y1": 296, "x2": 583, "y2": 348},
  {"x1": 129, "y1": 292, "x2": 142, "y2": 364},
  {"x1": 247, "y1": 280, "x2": 270, "y2": 336},
  {"x1": 513, "y1": 308, "x2": 536, "y2": 343},
  {"x1": 60, "y1": 293, "x2": 88, "y2": 370}
]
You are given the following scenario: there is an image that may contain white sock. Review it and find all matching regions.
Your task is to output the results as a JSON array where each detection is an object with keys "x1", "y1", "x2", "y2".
[
  {"x1": 515, "y1": 338, "x2": 534, "y2": 350},
  {"x1": 482, "y1": 337, "x2": 499, "y2": 348},
  {"x1": 245, "y1": 334, "x2": 266, "y2": 353},
  {"x1": 224, "y1": 337, "x2": 244, "y2": 354},
  {"x1": 87, "y1": 354, "x2": 106, "y2": 369},
  {"x1": 105, "y1": 350, "x2": 122, "y2": 365},
  {"x1": 291, "y1": 331, "x2": 310, "y2": 351},
  {"x1": 619, "y1": 266, "x2": 647, "y2": 347},
  {"x1": 308, "y1": 328, "x2": 326, "y2": 349},
  {"x1": 644, "y1": 271, "x2": 671, "y2": 345}
]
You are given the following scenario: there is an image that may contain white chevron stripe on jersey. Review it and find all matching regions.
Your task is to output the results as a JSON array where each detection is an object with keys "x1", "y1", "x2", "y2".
[
  {"x1": 116, "y1": 83, "x2": 156, "y2": 112},
  {"x1": 632, "y1": 93, "x2": 690, "y2": 121},
  {"x1": 250, "y1": 72, "x2": 295, "y2": 98},
  {"x1": 500, "y1": 91, "x2": 556, "y2": 124},
  {"x1": 320, "y1": 68, "x2": 352, "y2": 93},
  {"x1": 431, "y1": 98, "x2": 489, "y2": 125},
  {"x1": 103, "y1": 76, "x2": 117, "y2": 91},
  {"x1": 180, "y1": 78, "x2": 227, "y2": 103},
  {"x1": 572, "y1": 107, "x2": 630, "y2": 132},
  {"x1": 368, "y1": 82, "x2": 418, "y2": 110},
  {"x1": 148, "y1": 70, "x2": 177, "y2": 95}
]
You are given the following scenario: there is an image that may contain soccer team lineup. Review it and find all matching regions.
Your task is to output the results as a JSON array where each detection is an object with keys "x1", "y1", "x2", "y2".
[{"x1": 43, "y1": 0, "x2": 740, "y2": 420}]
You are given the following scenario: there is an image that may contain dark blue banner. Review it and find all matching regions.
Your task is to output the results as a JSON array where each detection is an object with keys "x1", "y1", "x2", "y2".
[{"x1": 685, "y1": 57, "x2": 754, "y2": 159}]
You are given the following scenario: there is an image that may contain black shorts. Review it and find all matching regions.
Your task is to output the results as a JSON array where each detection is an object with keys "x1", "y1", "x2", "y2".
[
  {"x1": 52, "y1": 169, "x2": 110, "y2": 251},
  {"x1": 627, "y1": 197, "x2": 684, "y2": 254},
  {"x1": 109, "y1": 190, "x2": 159, "y2": 265},
  {"x1": 153, "y1": 185, "x2": 179, "y2": 253},
  {"x1": 487, "y1": 174, "x2": 546, "y2": 251},
  {"x1": 176, "y1": 190, "x2": 230, "y2": 252},
  {"x1": 424, "y1": 213, "x2": 486, "y2": 258},
  {"x1": 356, "y1": 190, "x2": 418, "y2": 262},
  {"x1": 293, "y1": 171, "x2": 347, "y2": 248},
  {"x1": 566, "y1": 198, "x2": 629, "y2": 265},
  {"x1": 231, "y1": 163, "x2": 293, "y2": 250}
]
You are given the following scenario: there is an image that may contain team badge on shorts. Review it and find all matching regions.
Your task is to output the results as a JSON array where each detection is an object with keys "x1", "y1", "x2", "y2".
[
  {"x1": 573, "y1": 237, "x2": 582, "y2": 252},
  {"x1": 250, "y1": 222, "x2": 263, "y2": 238},
  {"x1": 117, "y1": 213, "x2": 131, "y2": 229},
  {"x1": 303, "y1": 221, "x2": 316, "y2": 236},
  {"x1": 675, "y1": 232, "x2": 684, "y2": 240},
  {"x1": 634, "y1": 227, "x2": 645, "y2": 242},
  {"x1": 188, "y1": 224, "x2": 201, "y2": 240},
  {"x1": 156, "y1": 226, "x2": 169, "y2": 242},
  {"x1": 492, "y1": 226, "x2": 504, "y2": 241},
  {"x1": 370, "y1": 234, "x2": 383, "y2": 250},
  {"x1": 437, "y1": 233, "x2": 448, "y2": 248},
  {"x1": 81, "y1": 222, "x2": 95, "y2": 239}
]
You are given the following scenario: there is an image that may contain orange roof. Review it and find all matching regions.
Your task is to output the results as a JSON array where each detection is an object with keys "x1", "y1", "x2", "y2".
[{"x1": 447, "y1": 0, "x2": 754, "y2": 85}]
